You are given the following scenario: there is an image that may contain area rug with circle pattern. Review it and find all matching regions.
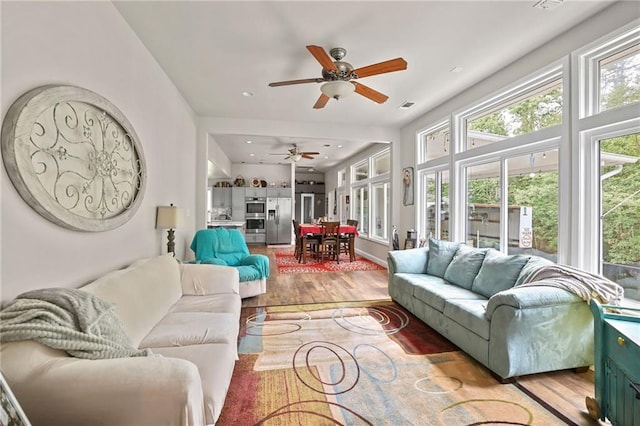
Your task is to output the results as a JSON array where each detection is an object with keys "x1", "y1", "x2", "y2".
[
  {"x1": 274, "y1": 248, "x2": 386, "y2": 274},
  {"x1": 216, "y1": 301, "x2": 564, "y2": 425}
]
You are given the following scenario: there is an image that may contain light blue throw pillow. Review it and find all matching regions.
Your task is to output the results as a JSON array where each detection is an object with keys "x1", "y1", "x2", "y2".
[
  {"x1": 472, "y1": 249, "x2": 530, "y2": 298},
  {"x1": 425, "y1": 238, "x2": 461, "y2": 278},
  {"x1": 443, "y1": 245, "x2": 487, "y2": 290}
]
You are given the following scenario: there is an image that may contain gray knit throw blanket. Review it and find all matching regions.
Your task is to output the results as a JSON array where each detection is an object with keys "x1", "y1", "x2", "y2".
[
  {"x1": 0, "y1": 288, "x2": 152, "y2": 359},
  {"x1": 518, "y1": 264, "x2": 624, "y2": 305}
]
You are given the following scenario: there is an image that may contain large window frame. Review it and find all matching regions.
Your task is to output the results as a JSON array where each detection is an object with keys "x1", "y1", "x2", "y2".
[
  {"x1": 412, "y1": 19, "x2": 640, "y2": 284},
  {"x1": 453, "y1": 60, "x2": 567, "y2": 257},
  {"x1": 573, "y1": 20, "x2": 640, "y2": 272},
  {"x1": 351, "y1": 147, "x2": 391, "y2": 243},
  {"x1": 459, "y1": 142, "x2": 560, "y2": 254}
]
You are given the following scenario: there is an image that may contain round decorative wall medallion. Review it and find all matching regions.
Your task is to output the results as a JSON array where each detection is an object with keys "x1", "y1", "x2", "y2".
[{"x1": 1, "y1": 85, "x2": 146, "y2": 231}]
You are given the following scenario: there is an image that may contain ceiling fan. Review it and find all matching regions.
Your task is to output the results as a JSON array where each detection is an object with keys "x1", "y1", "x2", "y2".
[
  {"x1": 269, "y1": 144, "x2": 319, "y2": 162},
  {"x1": 268, "y1": 45, "x2": 407, "y2": 109}
]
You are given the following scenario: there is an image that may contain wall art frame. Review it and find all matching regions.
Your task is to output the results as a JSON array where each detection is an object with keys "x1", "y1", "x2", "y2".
[
  {"x1": 402, "y1": 166, "x2": 414, "y2": 206},
  {"x1": 1, "y1": 85, "x2": 146, "y2": 232}
]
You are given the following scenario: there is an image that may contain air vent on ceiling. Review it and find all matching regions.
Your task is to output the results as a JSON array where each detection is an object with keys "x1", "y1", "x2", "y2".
[
  {"x1": 398, "y1": 101, "x2": 415, "y2": 110},
  {"x1": 533, "y1": 0, "x2": 563, "y2": 10}
]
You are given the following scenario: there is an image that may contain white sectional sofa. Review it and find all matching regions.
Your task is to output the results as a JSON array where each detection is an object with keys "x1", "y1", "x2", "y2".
[{"x1": 0, "y1": 254, "x2": 241, "y2": 426}]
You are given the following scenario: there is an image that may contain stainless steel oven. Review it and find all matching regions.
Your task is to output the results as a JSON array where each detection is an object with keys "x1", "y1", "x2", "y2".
[
  {"x1": 245, "y1": 197, "x2": 266, "y2": 217},
  {"x1": 245, "y1": 218, "x2": 266, "y2": 234}
]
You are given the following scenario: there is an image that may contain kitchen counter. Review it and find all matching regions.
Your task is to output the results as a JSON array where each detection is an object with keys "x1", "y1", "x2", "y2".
[{"x1": 207, "y1": 220, "x2": 245, "y2": 228}]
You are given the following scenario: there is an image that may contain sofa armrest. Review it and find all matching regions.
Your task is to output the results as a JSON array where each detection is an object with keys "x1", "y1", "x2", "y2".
[
  {"x1": 179, "y1": 263, "x2": 240, "y2": 296},
  {"x1": 237, "y1": 254, "x2": 270, "y2": 278},
  {"x1": 1, "y1": 341, "x2": 205, "y2": 426},
  {"x1": 485, "y1": 286, "x2": 584, "y2": 320},
  {"x1": 387, "y1": 248, "x2": 429, "y2": 274}
]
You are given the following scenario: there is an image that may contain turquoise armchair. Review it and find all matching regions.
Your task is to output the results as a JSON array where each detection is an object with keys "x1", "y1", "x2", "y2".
[{"x1": 190, "y1": 228, "x2": 269, "y2": 298}]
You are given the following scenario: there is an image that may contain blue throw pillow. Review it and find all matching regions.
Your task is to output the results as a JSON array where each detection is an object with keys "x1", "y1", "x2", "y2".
[
  {"x1": 443, "y1": 245, "x2": 487, "y2": 290},
  {"x1": 472, "y1": 249, "x2": 530, "y2": 298},
  {"x1": 425, "y1": 238, "x2": 461, "y2": 278}
]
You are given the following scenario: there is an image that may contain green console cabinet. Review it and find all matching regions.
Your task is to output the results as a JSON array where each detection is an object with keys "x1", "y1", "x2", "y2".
[{"x1": 587, "y1": 300, "x2": 640, "y2": 425}]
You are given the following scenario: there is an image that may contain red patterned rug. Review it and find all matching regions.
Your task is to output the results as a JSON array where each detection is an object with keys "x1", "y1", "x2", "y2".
[{"x1": 274, "y1": 248, "x2": 386, "y2": 274}]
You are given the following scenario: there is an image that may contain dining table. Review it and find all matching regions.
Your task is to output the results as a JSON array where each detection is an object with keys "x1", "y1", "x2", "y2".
[{"x1": 298, "y1": 223, "x2": 358, "y2": 263}]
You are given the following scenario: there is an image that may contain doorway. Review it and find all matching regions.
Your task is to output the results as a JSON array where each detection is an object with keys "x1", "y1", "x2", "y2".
[{"x1": 300, "y1": 193, "x2": 315, "y2": 223}]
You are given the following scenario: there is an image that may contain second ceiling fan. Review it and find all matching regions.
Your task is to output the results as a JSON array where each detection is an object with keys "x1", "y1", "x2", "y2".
[
  {"x1": 268, "y1": 45, "x2": 407, "y2": 109},
  {"x1": 270, "y1": 144, "x2": 319, "y2": 162}
]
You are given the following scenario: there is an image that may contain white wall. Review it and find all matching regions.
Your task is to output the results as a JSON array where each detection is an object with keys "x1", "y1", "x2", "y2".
[
  {"x1": 395, "y1": 1, "x2": 640, "y2": 246},
  {"x1": 1, "y1": 2, "x2": 198, "y2": 304},
  {"x1": 207, "y1": 134, "x2": 232, "y2": 178}
]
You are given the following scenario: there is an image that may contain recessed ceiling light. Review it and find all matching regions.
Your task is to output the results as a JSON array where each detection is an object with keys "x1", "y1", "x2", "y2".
[
  {"x1": 450, "y1": 67, "x2": 463, "y2": 73},
  {"x1": 324, "y1": 156, "x2": 328, "y2": 159},
  {"x1": 249, "y1": 153, "x2": 254, "y2": 157},
  {"x1": 245, "y1": 140, "x2": 252, "y2": 144},
  {"x1": 242, "y1": 91, "x2": 254, "y2": 97},
  {"x1": 337, "y1": 144, "x2": 343, "y2": 148}
]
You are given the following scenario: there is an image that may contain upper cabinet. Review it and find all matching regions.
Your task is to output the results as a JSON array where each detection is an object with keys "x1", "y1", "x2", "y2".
[
  {"x1": 267, "y1": 188, "x2": 292, "y2": 198},
  {"x1": 232, "y1": 187, "x2": 245, "y2": 208},
  {"x1": 246, "y1": 188, "x2": 267, "y2": 198},
  {"x1": 211, "y1": 187, "x2": 232, "y2": 208}
]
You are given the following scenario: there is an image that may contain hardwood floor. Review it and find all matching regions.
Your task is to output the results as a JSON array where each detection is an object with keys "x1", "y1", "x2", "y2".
[
  {"x1": 243, "y1": 245, "x2": 606, "y2": 426},
  {"x1": 242, "y1": 244, "x2": 389, "y2": 308}
]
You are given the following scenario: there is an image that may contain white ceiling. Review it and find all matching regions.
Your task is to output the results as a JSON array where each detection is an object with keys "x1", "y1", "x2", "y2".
[{"x1": 114, "y1": 0, "x2": 615, "y2": 172}]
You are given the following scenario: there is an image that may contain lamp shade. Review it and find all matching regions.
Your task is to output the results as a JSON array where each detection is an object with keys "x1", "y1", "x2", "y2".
[
  {"x1": 156, "y1": 204, "x2": 178, "y2": 229},
  {"x1": 320, "y1": 81, "x2": 355, "y2": 100}
]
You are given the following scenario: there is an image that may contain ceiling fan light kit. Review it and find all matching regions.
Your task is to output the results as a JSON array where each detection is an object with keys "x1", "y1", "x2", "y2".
[
  {"x1": 320, "y1": 80, "x2": 355, "y2": 100},
  {"x1": 268, "y1": 45, "x2": 407, "y2": 109}
]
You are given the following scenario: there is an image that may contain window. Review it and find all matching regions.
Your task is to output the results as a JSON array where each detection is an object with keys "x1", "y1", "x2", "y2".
[
  {"x1": 353, "y1": 161, "x2": 368, "y2": 182},
  {"x1": 576, "y1": 22, "x2": 640, "y2": 300},
  {"x1": 580, "y1": 23, "x2": 640, "y2": 118},
  {"x1": 600, "y1": 133, "x2": 640, "y2": 300},
  {"x1": 348, "y1": 147, "x2": 390, "y2": 242},
  {"x1": 466, "y1": 161, "x2": 501, "y2": 249},
  {"x1": 373, "y1": 151, "x2": 390, "y2": 176},
  {"x1": 418, "y1": 123, "x2": 449, "y2": 162},
  {"x1": 599, "y1": 44, "x2": 640, "y2": 112},
  {"x1": 506, "y1": 150, "x2": 559, "y2": 259},
  {"x1": 409, "y1": 21, "x2": 640, "y2": 302},
  {"x1": 418, "y1": 169, "x2": 449, "y2": 241},
  {"x1": 353, "y1": 186, "x2": 369, "y2": 235},
  {"x1": 372, "y1": 182, "x2": 390, "y2": 240},
  {"x1": 446, "y1": 61, "x2": 565, "y2": 251},
  {"x1": 466, "y1": 75, "x2": 562, "y2": 148},
  {"x1": 463, "y1": 150, "x2": 560, "y2": 256}
]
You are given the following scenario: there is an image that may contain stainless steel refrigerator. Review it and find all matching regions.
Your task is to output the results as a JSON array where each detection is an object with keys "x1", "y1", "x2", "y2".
[{"x1": 266, "y1": 196, "x2": 292, "y2": 244}]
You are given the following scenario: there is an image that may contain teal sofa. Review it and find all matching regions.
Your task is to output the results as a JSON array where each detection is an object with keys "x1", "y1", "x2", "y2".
[{"x1": 387, "y1": 239, "x2": 594, "y2": 381}]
